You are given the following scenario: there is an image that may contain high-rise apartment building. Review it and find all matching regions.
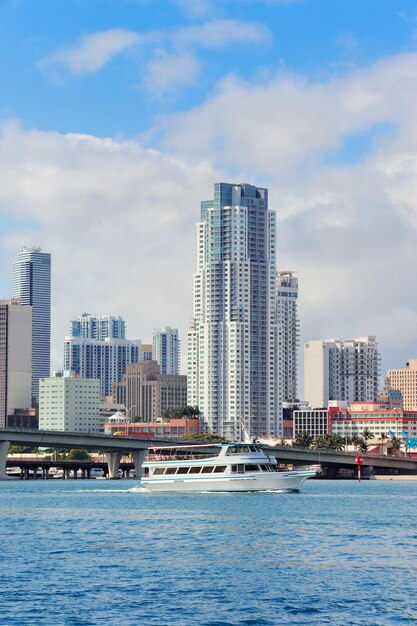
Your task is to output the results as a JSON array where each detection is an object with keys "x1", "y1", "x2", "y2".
[
  {"x1": 304, "y1": 336, "x2": 380, "y2": 408},
  {"x1": 0, "y1": 298, "x2": 32, "y2": 427},
  {"x1": 277, "y1": 271, "x2": 299, "y2": 403},
  {"x1": 39, "y1": 373, "x2": 100, "y2": 433},
  {"x1": 12, "y1": 247, "x2": 51, "y2": 403},
  {"x1": 64, "y1": 336, "x2": 143, "y2": 397},
  {"x1": 70, "y1": 313, "x2": 126, "y2": 340},
  {"x1": 153, "y1": 326, "x2": 180, "y2": 374},
  {"x1": 188, "y1": 182, "x2": 281, "y2": 440},
  {"x1": 387, "y1": 360, "x2": 417, "y2": 410}
]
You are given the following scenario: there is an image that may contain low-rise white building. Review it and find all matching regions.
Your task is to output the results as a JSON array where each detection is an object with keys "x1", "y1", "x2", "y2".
[{"x1": 39, "y1": 373, "x2": 100, "y2": 433}]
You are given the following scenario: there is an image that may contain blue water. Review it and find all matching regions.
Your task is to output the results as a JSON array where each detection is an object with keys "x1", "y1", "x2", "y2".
[{"x1": 1, "y1": 480, "x2": 417, "y2": 626}]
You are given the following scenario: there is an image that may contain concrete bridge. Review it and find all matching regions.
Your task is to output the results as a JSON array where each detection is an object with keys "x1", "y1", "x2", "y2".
[
  {"x1": 0, "y1": 429, "x2": 165, "y2": 479},
  {"x1": 2, "y1": 429, "x2": 416, "y2": 480},
  {"x1": 265, "y1": 445, "x2": 417, "y2": 474}
]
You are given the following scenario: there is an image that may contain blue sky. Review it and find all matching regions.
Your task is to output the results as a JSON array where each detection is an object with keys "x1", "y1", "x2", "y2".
[
  {"x1": 1, "y1": 0, "x2": 417, "y2": 378},
  {"x1": 1, "y1": 0, "x2": 416, "y2": 137}
]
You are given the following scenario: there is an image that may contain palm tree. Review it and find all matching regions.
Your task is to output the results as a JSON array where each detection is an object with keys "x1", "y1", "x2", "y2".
[
  {"x1": 362, "y1": 428, "x2": 373, "y2": 442},
  {"x1": 390, "y1": 437, "x2": 401, "y2": 457},
  {"x1": 356, "y1": 437, "x2": 368, "y2": 453},
  {"x1": 292, "y1": 431, "x2": 313, "y2": 449},
  {"x1": 380, "y1": 433, "x2": 387, "y2": 455}
]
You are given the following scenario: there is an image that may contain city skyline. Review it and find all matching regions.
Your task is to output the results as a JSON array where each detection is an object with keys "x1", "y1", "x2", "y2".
[{"x1": 1, "y1": 1, "x2": 417, "y2": 379}]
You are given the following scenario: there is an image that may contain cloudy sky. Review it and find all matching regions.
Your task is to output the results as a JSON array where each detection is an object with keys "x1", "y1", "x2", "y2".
[{"x1": 1, "y1": 0, "x2": 417, "y2": 386}]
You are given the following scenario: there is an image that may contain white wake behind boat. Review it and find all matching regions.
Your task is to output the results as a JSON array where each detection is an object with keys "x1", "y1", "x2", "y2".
[{"x1": 141, "y1": 443, "x2": 319, "y2": 492}]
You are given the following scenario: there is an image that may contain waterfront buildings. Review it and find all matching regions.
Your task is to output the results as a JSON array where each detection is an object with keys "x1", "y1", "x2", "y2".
[
  {"x1": 113, "y1": 360, "x2": 187, "y2": 422},
  {"x1": 187, "y1": 182, "x2": 281, "y2": 440},
  {"x1": 387, "y1": 360, "x2": 417, "y2": 410},
  {"x1": 64, "y1": 313, "x2": 146, "y2": 396},
  {"x1": 12, "y1": 247, "x2": 51, "y2": 403},
  {"x1": 153, "y1": 326, "x2": 180, "y2": 374},
  {"x1": 0, "y1": 298, "x2": 32, "y2": 428},
  {"x1": 329, "y1": 402, "x2": 417, "y2": 440},
  {"x1": 105, "y1": 415, "x2": 199, "y2": 439},
  {"x1": 39, "y1": 372, "x2": 100, "y2": 433},
  {"x1": 277, "y1": 271, "x2": 299, "y2": 403},
  {"x1": 70, "y1": 313, "x2": 126, "y2": 340},
  {"x1": 293, "y1": 400, "x2": 417, "y2": 441},
  {"x1": 304, "y1": 336, "x2": 380, "y2": 408}
]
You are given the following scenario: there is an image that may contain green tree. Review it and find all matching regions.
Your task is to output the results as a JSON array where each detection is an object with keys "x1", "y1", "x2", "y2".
[
  {"x1": 67, "y1": 449, "x2": 90, "y2": 461},
  {"x1": 292, "y1": 431, "x2": 313, "y2": 449},
  {"x1": 181, "y1": 433, "x2": 228, "y2": 443},
  {"x1": 380, "y1": 433, "x2": 387, "y2": 455},
  {"x1": 356, "y1": 438, "x2": 368, "y2": 453},
  {"x1": 390, "y1": 437, "x2": 401, "y2": 456},
  {"x1": 362, "y1": 428, "x2": 373, "y2": 442}
]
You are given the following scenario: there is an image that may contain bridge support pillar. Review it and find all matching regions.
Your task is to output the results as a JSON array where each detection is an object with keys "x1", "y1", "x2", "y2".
[
  {"x1": 132, "y1": 450, "x2": 147, "y2": 480},
  {"x1": 0, "y1": 441, "x2": 10, "y2": 479},
  {"x1": 106, "y1": 451, "x2": 122, "y2": 479}
]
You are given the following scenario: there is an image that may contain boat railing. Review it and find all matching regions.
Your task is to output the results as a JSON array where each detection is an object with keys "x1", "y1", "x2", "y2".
[{"x1": 146, "y1": 453, "x2": 217, "y2": 462}]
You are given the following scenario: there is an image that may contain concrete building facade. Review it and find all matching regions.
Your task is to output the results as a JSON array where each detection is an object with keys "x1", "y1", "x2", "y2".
[
  {"x1": 276, "y1": 271, "x2": 299, "y2": 404},
  {"x1": 387, "y1": 360, "x2": 417, "y2": 410},
  {"x1": 105, "y1": 416, "x2": 199, "y2": 439},
  {"x1": 12, "y1": 247, "x2": 51, "y2": 403},
  {"x1": 113, "y1": 360, "x2": 187, "y2": 422},
  {"x1": 187, "y1": 182, "x2": 281, "y2": 440},
  {"x1": 39, "y1": 374, "x2": 100, "y2": 433},
  {"x1": 153, "y1": 326, "x2": 180, "y2": 374},
  {"x1": 63, "y1": 336, "x2": 144, "y2": 397},
  {"x1": 304, "y1": 336, "x2": 380, "y2": 408},
  {"x1": 0, "y1": 298, "x2": 32, "y2": 428}
]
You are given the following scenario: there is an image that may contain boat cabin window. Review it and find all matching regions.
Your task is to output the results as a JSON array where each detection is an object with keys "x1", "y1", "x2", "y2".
[
  {"x1": 245, "y1": 464, "x2": 260, "y2": 472},
  {"x1": 201, "y1": 466, "x2": 214, "y2": 473},
  {"x1": 143, "y1": 467, "x2": 150, "y2": 476},
  {"x1": 260, "y1": 465, "x2": 269, "y2": 471},
  {"x1": 231, "y1": 464, "x2": 245, "y2": 473},
  {"x1": 189, "y1": 467, "x2": 202, "y2": 474},
  {"x1": 165, "y1": 467, "x2": 177, "y2": 475},
  {"x1": 154, "y1": 468, "x2": 165, "y2": 475},
  {"x1": 213, "y1": 466, "x2": 227, "y2": 473},
  {"x1": 177, "y1": 467, "x2": 190, "y2": 474}
]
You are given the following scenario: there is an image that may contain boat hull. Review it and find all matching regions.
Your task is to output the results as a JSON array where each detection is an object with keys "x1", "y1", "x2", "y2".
[{"x1": 141, "y1": 470, "x2": 318, "y2": 493}]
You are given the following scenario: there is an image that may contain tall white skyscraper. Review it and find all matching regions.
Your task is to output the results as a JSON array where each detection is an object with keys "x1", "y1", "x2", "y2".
[
  {"x1": 12, "y1": 247, "x2": 51, "y2": 404},
  {"x1": 153, "y1": 326, "x2": 180, "y2": 374},
  {"x1": 304, "y1": 336, "x2": 380, "y2": 408},
  {"x1": 188, "y1": 182, "x2": 281, "y2": 440},
  {"x1": 276, "y1": 271, "x2": 299, "y2": 403}
]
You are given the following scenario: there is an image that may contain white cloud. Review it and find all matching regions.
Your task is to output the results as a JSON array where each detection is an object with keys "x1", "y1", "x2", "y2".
[
  {"x1": 4, "y1": 50, "x2": 417, "y2": 377},
  {"x1": 176, "y1": 19, "x2": 271, "y2": 48},
  {"x1": 157, "y1": 51, "x2": 417, "y2": 373},
  {"x1": 39, "y1": 19, "x2": 271, "y2": 93},
  {"x1": 40, "y1": 29, "x2": 141, "y2": 75},
  {"x1": 0, "y1": 120, "x2": 219, "y2": 369},
  {"x1": 144, "y1": 50, "x2": 201, "y2": 94}
]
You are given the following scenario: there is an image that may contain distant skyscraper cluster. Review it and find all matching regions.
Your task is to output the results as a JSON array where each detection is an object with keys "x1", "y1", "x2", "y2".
[
  {"x1": 64, "y1": 314, "x2": 145, "y2": 397},
  {"x1": 5, "y1": 180, "x2": 415, "y2": 443}
]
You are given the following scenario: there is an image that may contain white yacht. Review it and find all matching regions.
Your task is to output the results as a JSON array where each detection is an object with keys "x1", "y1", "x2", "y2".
[{"x1": 141, "y1": 443, "x2": 319, "y2": 492}]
